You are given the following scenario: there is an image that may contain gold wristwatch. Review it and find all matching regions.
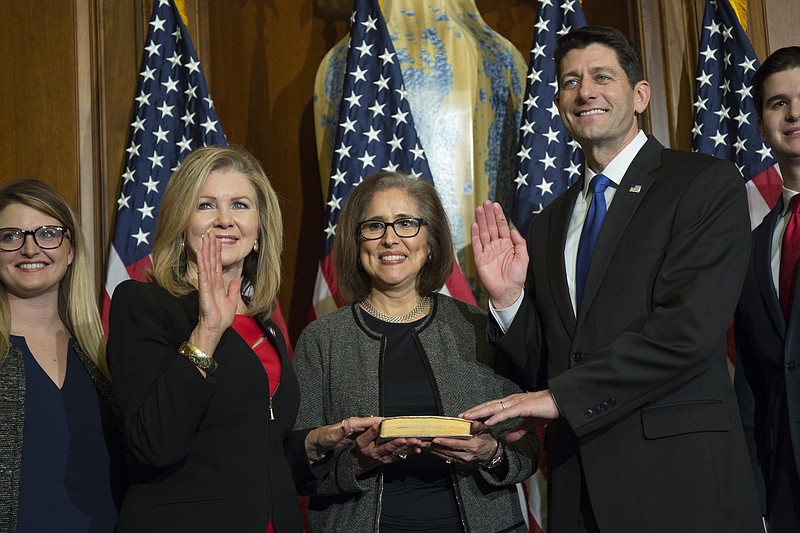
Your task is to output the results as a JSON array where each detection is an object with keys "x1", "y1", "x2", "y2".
[{"x1": 178, "y1": 341, "x2": 218, "y2": 374}]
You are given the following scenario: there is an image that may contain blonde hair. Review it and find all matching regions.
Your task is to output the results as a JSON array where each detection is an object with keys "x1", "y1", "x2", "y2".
[
  {"x1": 0, "y1": 179, "x2": 107, "y2": 375},
  {"x1": 151, "y1": 145, "x2": 283, "y2": 319}
]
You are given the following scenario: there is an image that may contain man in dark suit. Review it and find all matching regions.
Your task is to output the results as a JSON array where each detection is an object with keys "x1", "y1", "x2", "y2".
[
  {"x1": 462, "y1": 26, "x2": 762, "y2": 532},
  {"x1": 735, "y1": 46, "x2": 800, "y2": 532}
]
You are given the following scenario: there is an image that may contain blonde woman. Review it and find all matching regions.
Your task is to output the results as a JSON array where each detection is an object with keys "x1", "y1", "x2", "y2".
[
  {"x1": 108, "y1": 145, "x2": 366, "y2": 532},
  {"x1": 0, "y1": 179, "x2": 127, "y2": 532}
]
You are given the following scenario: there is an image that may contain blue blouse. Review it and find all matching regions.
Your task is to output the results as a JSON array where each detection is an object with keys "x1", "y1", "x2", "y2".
[{"x1": 13, "y1": 335, "x2": 124, "y2": 533}]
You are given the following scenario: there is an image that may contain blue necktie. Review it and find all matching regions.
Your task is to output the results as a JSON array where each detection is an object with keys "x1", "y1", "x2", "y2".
[{"x1": 575, "y1": 174, "x2": 614, "y2": 308}]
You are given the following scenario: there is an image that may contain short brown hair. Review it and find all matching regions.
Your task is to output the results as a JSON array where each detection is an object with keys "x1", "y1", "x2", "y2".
[
  {"x1": 152, "y1": 145, "x2": 283, "y2": 320},
  {"x1": 334, "y1": 172, "x2": 454, "y2": 302}
]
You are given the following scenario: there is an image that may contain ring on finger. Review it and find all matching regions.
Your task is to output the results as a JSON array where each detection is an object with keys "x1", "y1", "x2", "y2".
[
  {"x1": 398, "y1": 453, "x2": 408, "y2": 460},
  {"x1": 500, "y1": 401, "x2": 507, "y2": 410}
]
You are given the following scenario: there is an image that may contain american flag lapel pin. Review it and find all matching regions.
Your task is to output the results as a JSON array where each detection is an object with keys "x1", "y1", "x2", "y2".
[{"x1": 628, "y1": 185, "x2": 642, "y2": 193}]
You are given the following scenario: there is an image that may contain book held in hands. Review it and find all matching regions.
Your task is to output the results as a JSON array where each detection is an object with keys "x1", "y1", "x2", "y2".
[{"x1": 378, "y1": 416, "x2": 473, "y2": 440}]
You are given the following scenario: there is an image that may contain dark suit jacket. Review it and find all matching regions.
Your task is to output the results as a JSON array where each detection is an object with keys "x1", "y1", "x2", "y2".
[
  {"x1": 735, "y1": 196, "x2": 800, "y2": 518},
  {"x1": 108, "y1": 280, "x2": 311, "y2": 533},
  {"x1": 492, "y1": 137, "x2": 762, "y2": 532}
]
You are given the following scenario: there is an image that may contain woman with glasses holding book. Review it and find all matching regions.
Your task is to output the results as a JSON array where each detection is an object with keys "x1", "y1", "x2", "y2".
[
  {"x1": 293, "y1": 171, "x2": 539, "y2": 533},
  {"x1": 0, "y1": 179, "x2": 127, "y2": 532}
]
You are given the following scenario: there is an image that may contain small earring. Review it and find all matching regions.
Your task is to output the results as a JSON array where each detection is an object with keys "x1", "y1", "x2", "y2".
[
  {"x1": 253, "y1": 240, "x2": 259, "y2": 252},
  {"x1": 180, "y1": 236, "x2": 185, "y2": 249}
]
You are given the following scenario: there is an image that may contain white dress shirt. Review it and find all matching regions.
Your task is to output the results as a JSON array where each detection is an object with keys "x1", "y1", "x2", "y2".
[{"x1": 771, "y1": 182, "x2": 800, "y2": 295}]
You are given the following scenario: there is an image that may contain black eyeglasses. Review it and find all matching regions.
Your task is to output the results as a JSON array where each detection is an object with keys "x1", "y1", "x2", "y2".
[
  {"x1": 0, "y1": 226, "x2": 70, "y2": 251},
  {"x1": 357, "y1": 217, "x2": 427, "y2": 240}
]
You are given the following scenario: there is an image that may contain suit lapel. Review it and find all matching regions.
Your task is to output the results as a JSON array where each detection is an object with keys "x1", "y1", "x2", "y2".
[
  {"x1": 576, "y1": 138, "x2": 660, "y2": 323},
  {"x1": 754, "y1": 201, "x2": 786, "y2": 338},
  {"x1": 548, "y1": 184, "x2": 581, "y2": 333}
]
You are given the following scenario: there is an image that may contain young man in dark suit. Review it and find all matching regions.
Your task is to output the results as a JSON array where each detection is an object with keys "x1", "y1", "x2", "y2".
[
  {"x1": 463, "y1": 26, "x2": 763, "y2": 532},
  {"x1": 735, "y1": 46, "x2": 800, "y2": 532}
]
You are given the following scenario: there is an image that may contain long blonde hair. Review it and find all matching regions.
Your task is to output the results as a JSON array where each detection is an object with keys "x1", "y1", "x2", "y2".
[
  {"x1": 151, "y1": 145, "x2": 283, "y2": 320},
  {"x1": 0, "y1": 179, "x2": 107, "y2": 375}
]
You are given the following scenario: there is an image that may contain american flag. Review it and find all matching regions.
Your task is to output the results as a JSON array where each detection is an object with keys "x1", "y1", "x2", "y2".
[
  {"x1": 102, "y1": 0, "x2": 289, "y2": 341},
  {"x1": 510, "y1": 0, "x2": 586, "y2": 236},
  {"x1": 691, "y1": 0, "x2": 782, "y2": 228},
  {"x1": 512, "y1": 2, "x2": 587, "y2": 531},
  {"x1": 311, "y1": 0, "x2": 475, "y2": 319}
]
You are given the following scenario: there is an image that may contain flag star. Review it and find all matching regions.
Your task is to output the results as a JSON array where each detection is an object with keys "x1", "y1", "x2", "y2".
[
  {"x1": 536, "y1": 177, "x2": 554, "y2": 195},
  {"x1": 355, "y1": 42, "x2": 373, "y2": 56},
  {"x1": 157, "y1": 102, "x2": 174, "y2": 118},
  {"x1": 147, "y1": 152, "x2": 165, "y2": 170},
  {"x1": 541, "y1": 0, "x2": 553, "y2": 6},
  {"x1": 543, "y1": 127, "x2": 560, "y2": 145},
  {"x1": 710, "y1": 129, "x2": 727, "y2": 147},
  {"x1": 117, "y1": 193, "x2": 131, "y2": 210},
  {"x1": 391, "y1": 109, "x2": 408, "y2": 125},
  {"x1": 722, "y1": 26, "x2": 732, "y2": 41},
  {"x1": 527, "y1": 68, "x2": 543, "y2": 84},
  {"x1": 324, "y1": 221, "x2": 337, "y2": 239},
  {"x1": 533, "y1": 204, "x2": 545, "y2": 215},
  {"x1": 121, "y1": 167, "x2": 135, "y2": 184},
  {"x1": 705, "y1": 20, "x2": 721, "y2": 36},
  {"x1": 562, "y1": 0, "x2": 576, "y2": 14},
  {"x1": 514, "y1": 172, "x2": 529, "y2": 189},
  {"x1": 383, "y1": 161, "x2": 400, "y2": 172},
  {"x1": 540, "y1": 153, "x2": 557, "y2": 170},
  {"x1": 126, "y1": 142, "x2": 141, "y2": 157},
  {"x1": 374, "y1": 74, "x2": 390, "y2": 91},
  {"x1": 362, "y1": 15, "x2": 377, "y2": 32},
  {"x1": 517, "y1": 145, "x2": 532, "y2": 161},
  {"x1": 557, "y1": 23, "x2": 572, "y2": 37},
  {"x1": 204, "y1": 96, "x2": 215, "y2": 109},
  {"x1": 733, "y1": 110, "x2": 750, "y2": 127},
  {"x1": 410, "y1": 144, "x2": 425, "y2": 161},
  {"x1": 358, "y1": 151, "x2": 376, "y2": 168},
  {"x1": 395, "y1": 86, "x2": 409, "y2": 101},
  {"x1": 368, "y1": 101, "x2": 386, "y2": 117},
  {"x1": 733, "y1": 137, "x2": 747, "y2": 153},
  {"x1": 363, "y1": 125, "x2": 381, "y2": 143},
  {"x1": 535, "y1": 17, "x2": 550, "y2": 33},
  {"x1": 177, "y1": 135, "x2": 193, "y2": 153},
  {"x1": 131, "y1": 228, "x2": 150, "y2": 246},
  {"x1": 135, "y1": 90, "x2": 151, "y2": 107},
  {"x1": 739, "y1": 56, "x2": 757, "y2": 74},
  {"x1": 524, "y1": 94, "x2": 539, "y2": 109},
  {"x1": 137, "y1": 201, "x2": 156, "y2": 220},
  {"x1": 548, "y1": 101, "x2": 560, "y2": 119},
  {"x1": 387, "y1": 134, "x2": 403, "y2": 152},
  {"x1": 201, "y1": 117, "x2": 218, "y2": 134},
  {"x1": 378, "y1": 49, "x2": 395, "y2": 65},
  {"x1": 150, "y1": 15, "x2": 165, "y2": 32},
  {"x1": 410, "y1": 169, "x2": 423, "y2": 179},
  {"x1": 350, "y1": 65, "x2": 368, "y2": 83},
  {"x1": 131, "y1": 116, "x2": 146, "y2": 133},
  {"x1": 531, "y1": 42, "x2": 546, "y2": 59},
  {"x1": 327, "y1": 195, "x2": 342, "y2": 212},
  {"x1": 162, "y1": 76, "x2": 179, "y2": 93},
  {"x1": 144, "y1": 40, "x2": 161, "y2": 57},
  {"x1": 697, "y1": 70, "x2": 713, "y2": 88},
  {"x1": 736, "y1": 163, "x2": 745, "y2": 174},
  {"x1": 167, "y1": 52, "x2": 182, "y2": 69},
  {"x1": 181, "y1": 110, "x2": 195, "y2": 126},
  {"x1": 719, "y1": 79, "x2": 731, "y2": 95},
  {"x1": 692, "y1": 122, "x2": 703, "y2": 137},
  {"x1": 693, "y1": 96, "x2": 708, "y2": 111},
  {"x1": 340, "y1": 116, "x2": 357, "y2": 134},
  {"x1": 335, "y1": 143, "x2": 352, "y2": 159},
  {"x1": 736, "y1": 84, "x2": 753, "y2": 99},
  {"x1": 143, "y1": 176, "x2": 160, "y2": 193},
  {"x1": 184, "y1": 84, "x2": 198, "y2": 101},
  {"x1": 756, "y1": 143, "x2": 772, "y2": 161},
  {"x1": 140, "y1": 65, "x2": 156, "y2": 82},
  {"x1": 699, "y1": 45, "x2": 717, "y2": 62},
  {"x1": 172, "y1": 26, "x2": 181, "y2": 40},
  {"x1": 566, "y1": 161, "x2": 582, "y2": 179},
  {"x1": 331, "y1": 169, "x2": 347, "y2": 186},
  {"x1": 568, "y1": 138, "x2": 581, "y2": 151},
  {"x1": 713, "y1": 104, "x2": 730, "y2": 120},
  {"x1": 344, "y1": 90, "x2": 362, "y2": 108},
  {"x1": 520, "y1": 119, "x2": 535, "y2": 136},
  {"x1": 185, "y1": 57, "x2": 201, "y2": 74},
  {"x1": 152, "y1": 126, "x2": 169, "y2": 144}
]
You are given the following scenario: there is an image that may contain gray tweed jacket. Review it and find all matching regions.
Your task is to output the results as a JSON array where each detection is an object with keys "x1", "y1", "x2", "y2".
[
  {"x1": 293, "y1": 294, "x2": 539, "y2": 533},
  {"x1": 0, "y1": 342, "x2": 121, "y2": 533}
]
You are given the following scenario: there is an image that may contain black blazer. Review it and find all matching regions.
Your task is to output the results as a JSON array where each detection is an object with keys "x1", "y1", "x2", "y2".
[
  {"x1": 735, "y1": 196, "x2": 800, "y2": 512},
  {"x1": 108, "y1": 280, "x2": 310, "y2": 532},
  {"x1": 492, "y1": 137, "x2": 763, "y2": 532}
]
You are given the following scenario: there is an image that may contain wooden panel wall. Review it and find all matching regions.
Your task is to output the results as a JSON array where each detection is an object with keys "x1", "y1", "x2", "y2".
[{"x1": 0, "y1": 0, "x2": 795, "y2": 342}]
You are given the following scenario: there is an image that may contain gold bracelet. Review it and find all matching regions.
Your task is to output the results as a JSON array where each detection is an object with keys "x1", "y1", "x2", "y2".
[{"x1": 178, "y1": 341, "x2": 218, "y2": 374}]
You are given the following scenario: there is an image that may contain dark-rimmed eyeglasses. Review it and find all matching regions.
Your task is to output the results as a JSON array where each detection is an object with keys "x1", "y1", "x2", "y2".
[
  {"x1": 0, "y1": 226, "x2": 70, "y2": 251},
  {"x1": 357, "y1": 217, "x2": 427, "y2": 240}
]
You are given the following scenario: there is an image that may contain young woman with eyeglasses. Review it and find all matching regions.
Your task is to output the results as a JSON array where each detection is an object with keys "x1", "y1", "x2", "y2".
[{"x1": 0, "y1": 179, "x2": 127, "y2": 532}]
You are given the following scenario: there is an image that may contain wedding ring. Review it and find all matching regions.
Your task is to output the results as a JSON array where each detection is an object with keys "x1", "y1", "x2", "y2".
[
  {"x1": 398, "y1": 453, "x2": 408, "y2": 460},
  {"x1": 500, "y1": 401, "x2": 507, "y2": 410}
]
